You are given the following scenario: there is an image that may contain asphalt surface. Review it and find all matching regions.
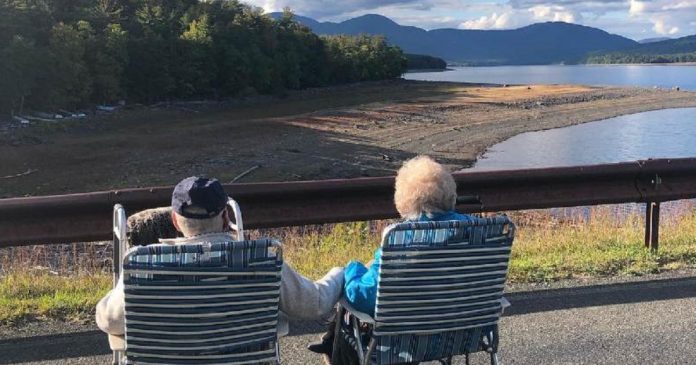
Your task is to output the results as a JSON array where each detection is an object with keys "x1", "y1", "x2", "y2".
[{"x1": 1, "y1": 275, "x2": 695, "y2": 365}]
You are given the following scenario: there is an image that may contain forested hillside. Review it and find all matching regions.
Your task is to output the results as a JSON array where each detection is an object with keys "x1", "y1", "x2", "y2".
[
  {"x1": 0, "y1": 1, "x2": 406, "y2": 116},
  {"x1": 588, "y1": 35, "x2": 696, "y2": 64},
  {"x1": 405, "y1": 54, "x2": 447, "y2": 70}
]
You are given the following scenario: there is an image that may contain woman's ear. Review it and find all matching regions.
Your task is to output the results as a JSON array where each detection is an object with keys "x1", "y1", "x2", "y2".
[{"x1": 171, "y1": 211, "x2": 182, "y2": 233}]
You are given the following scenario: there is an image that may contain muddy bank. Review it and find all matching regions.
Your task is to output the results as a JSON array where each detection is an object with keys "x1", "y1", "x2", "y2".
[{"x1": 1, "y1": 80, "x2": 696, "y2": 197}]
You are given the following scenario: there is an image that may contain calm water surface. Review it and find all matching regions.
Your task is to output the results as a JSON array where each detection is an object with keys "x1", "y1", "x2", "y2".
[
  {"x1": 408, "y1": 65, "x2": 696, "y2": 216},
  {"x1": 405, "y1": 65, "x2": 696, "y2": 91},
  {"x1": 471, "y1": 108, "x2": 696, "y2": 217},
  {"x1": 471, "y1": 108, "x2": 696, "y2": 171}
]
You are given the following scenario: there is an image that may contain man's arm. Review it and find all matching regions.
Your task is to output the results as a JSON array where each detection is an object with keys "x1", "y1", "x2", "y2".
[
  {"x1": 279, "y1": 264, "x2": 344, "y2": 320},
  {"x1": 95, "y1": 276, "x2": 125, "y2": 336}
]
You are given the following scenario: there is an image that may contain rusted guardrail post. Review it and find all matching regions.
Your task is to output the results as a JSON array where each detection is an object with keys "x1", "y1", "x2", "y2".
[{"x1": 644, "y1": 201, "x2": 660, "y2": 252}]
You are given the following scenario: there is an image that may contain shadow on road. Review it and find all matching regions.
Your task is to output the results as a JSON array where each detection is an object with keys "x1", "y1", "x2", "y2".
[
  {"x1": 0, "y1": 330, "x2": 110, "y2": 364},
  {"x1": 0, "y1": 276, "x2": 694, "y2": 363},
  {"x1": 505, "y1": 276, "x2": 696, "y2": 316}
]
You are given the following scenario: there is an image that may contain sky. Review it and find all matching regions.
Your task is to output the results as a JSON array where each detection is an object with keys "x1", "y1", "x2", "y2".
[{"x1": 245, "y1": 0, "x2": 696, "y2": 40}]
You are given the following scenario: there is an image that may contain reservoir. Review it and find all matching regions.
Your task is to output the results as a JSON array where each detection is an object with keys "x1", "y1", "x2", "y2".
[
  {"x1": 469, "y1": 108, "x2": 696, "y2": 217},
  {"x1": 470, "y1": 108, "x2": 696, "y2": 171},
  {"x1": 405, "y1": 65, "x2": 696, "y2": 91}
]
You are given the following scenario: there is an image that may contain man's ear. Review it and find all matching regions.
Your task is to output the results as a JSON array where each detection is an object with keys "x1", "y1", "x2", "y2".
[
  {"x1": 171, "y1": 211, "x2": 182, "y2": 233},
  {"x1": 222, "y1": 206, "x2": 232, "y2": 230}
]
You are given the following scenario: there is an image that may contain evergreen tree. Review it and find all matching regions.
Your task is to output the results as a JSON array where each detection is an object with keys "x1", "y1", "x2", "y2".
[{"x1": 0, "y1": 0, "x2": 408, "y2": 115}]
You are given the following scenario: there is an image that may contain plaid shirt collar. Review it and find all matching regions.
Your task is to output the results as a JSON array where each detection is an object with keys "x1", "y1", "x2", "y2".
[{"x1": 158, "y1": 231, "x2": 235, "y2": 245}]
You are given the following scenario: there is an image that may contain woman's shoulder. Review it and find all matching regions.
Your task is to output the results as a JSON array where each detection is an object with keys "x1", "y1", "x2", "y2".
[{"x1": 435, "y1": 210, "x2": 473, "y2": 222}]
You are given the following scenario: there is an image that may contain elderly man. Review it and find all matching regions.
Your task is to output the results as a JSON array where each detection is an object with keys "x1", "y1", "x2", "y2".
[{"x1": 96, "y1": 176, "x2": 344, "y2": 350}]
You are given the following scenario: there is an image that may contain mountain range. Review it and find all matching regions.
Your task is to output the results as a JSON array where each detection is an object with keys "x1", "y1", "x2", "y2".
[
  {"x1": 639, "y1": 37, "x2": 672, "y2": 44},
  {"x1": 620, "y1": 35, "x2": 696, "y2": 55},
  {"x1": 271, "y1": 13, "x2": 639, "y2": 65}
]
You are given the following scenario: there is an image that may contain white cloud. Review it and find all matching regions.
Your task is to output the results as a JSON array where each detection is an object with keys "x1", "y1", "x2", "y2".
[
  {"x1": 652, "y1": 17, "x2": 680, "y2": 35},
  {"x1": 459, "y1": 4, "x2": 580, "y2": 30},
  {"x1": 629, "y1": 0, "x2": 646, "y2": 17},
  {"x1": 662, "y1": 1, "x2": 696, "y2": 11},
  {"x1": 459, "y1": 12, "x2": 516, "y2": 29},
  {"x1": 625, "y1": 0, "x2": 695, "y2": 37},
  {"x1": 258, "y1": 0, "x2": 280, "y2": 13},
  {"x1": 247, "y1": 0, "x2": 430, "y2": 18},
  {"x1": 530, "y1": 5, "x2": 577, "y2": 22}
]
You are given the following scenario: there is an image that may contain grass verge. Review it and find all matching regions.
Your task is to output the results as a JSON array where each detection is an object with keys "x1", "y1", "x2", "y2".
[
  {"x1": 0, "y1": 272, "x2": 110, "y2": 326},
  {"x1": 1, "y1": 207, "x2": 695, "y2": 325}
]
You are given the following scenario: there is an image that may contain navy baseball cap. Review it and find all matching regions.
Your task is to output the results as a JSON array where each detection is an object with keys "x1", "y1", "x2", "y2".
[{"x1": 172, "y1": 177, "x2": 228, "y2": 219}]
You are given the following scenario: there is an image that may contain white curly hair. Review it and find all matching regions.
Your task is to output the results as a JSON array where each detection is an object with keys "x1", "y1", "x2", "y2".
[{"x1": 394, "y1": 156, "x2": 458, "y2": 220}]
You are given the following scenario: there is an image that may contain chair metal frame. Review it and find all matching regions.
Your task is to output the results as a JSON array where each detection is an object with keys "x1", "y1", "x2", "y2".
[
  {"x1": 332, "y1": 218, "x2": 515, "y2": 365},
  {"x1": 111, "y1": 198, "x2": 269, "y2": 365}
]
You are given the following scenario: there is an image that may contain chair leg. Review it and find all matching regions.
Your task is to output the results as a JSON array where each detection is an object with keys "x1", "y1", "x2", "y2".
[
  {"x1": 330, "y1": 306, "x2": 345, "y2": 365},
  {"x1": 490, "y1": 352, "x2": 500, "y2": 365},
  {"x1": 112, "y1": 350, "x2": 123, "y2": 365},
  {"x1": 465, "y1": 353, "x2": 471, "y2": 365},
  {"x1": 363, "y1": 338, "x2": 377, "y2": 365},
  {"x1": 276, "y1": 341, "x2": 281, "y2": 364},
  {"x1": 351, "y1": 315, "x2": 365, "y2": 361}
]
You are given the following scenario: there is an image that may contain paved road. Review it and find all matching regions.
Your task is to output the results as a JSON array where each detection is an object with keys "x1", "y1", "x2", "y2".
[{"x1": 1, "y1": 276, "x2": 695, "y2": 364}]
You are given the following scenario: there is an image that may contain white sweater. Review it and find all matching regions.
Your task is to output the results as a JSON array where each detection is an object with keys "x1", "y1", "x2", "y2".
[{"x1": 95, "y1": 232, "x2": 344, "y2": 350}]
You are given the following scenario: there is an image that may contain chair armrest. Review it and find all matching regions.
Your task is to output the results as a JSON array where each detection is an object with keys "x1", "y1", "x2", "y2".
[
  {"x1": 108, "y1": 334, "x2": 125, "y2": 351},
  {"x1": 338, "y1": 298, "x2": 375, "y2": 324},
  {"x1": 501, "y1": 296, "x2": 511, "y2": 313}
]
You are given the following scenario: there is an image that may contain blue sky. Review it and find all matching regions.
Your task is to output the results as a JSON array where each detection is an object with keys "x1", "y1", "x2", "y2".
[{"x1": 245, "y1": 0, "x2": 696, "y2": 40}]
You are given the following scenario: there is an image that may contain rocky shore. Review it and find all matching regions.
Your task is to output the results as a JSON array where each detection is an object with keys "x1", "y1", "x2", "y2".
[{"x1": 2, "y1": 80, "x2": 696, "y2": 197}]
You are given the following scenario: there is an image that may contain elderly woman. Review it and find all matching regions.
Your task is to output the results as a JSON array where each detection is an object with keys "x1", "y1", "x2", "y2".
[
  {"x1": 344, "y1": 155, "x2": 472, "y2": 315},
  {"x1": 309, "y1": 156, "x2": 473, "y2": 358}
]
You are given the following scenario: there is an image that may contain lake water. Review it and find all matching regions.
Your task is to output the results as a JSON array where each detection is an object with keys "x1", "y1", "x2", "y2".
[
  {"x1": 405, "y1": 65, "x2": 696, "y2": 91},
  {"x1": 471, "y1": 107, "x2": 696, "y2": 218},
  {"x1": 408, "y1": 65, "x2": 696, "y2": 217},
  {"x1": 471, "y1": 108, "x2": 696, "y2": 171}
]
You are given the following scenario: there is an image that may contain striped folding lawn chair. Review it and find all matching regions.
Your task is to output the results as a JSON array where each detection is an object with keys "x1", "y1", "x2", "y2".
[
  {"x1": 332, "y1": 217, "x2": 515, "y2": 365},
  {"x1": 111, "y1": 200, "x2": 283, "y2": 365}
]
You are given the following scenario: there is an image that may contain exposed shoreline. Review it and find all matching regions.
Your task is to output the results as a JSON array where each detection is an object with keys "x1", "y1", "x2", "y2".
[{"x1": 2, "y1": 80, "x2": 696, "y2": 198}]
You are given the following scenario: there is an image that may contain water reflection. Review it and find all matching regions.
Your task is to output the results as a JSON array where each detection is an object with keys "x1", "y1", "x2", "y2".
[
  {"x1": 472, "y1": 108, "x2": 696, "y2": 171},
  {"x1": 469, "y1": 108, "x2": 696, "y2": 218}
]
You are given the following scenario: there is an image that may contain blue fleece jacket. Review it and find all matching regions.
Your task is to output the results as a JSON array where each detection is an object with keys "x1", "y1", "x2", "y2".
[{"x1": 343, "y1": 211, "x2": 473, "y2": 315}]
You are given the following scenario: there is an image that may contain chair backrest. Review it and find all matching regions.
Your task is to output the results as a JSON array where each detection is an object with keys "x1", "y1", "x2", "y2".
[
  {"x1": 373, "y1": 216, "x2": 515, "y2": 364},
  {"x1": 121, "y1": 239, "x2": 283, "y2": 365}
]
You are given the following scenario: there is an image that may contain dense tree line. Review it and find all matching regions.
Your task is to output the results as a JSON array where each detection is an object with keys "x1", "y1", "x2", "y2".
[
  {"x1": 587, "y1": 52, "x2": 696, "y2": 64},
  {"x1": 0, "y1": 1, "x2": 406, "y2": 116},
  {"x1": 404, "y1": 54, "x2": 447, "y2": 70},
  {"x1": 586, "y1": 34, "x2": 696, "y2": 64}
]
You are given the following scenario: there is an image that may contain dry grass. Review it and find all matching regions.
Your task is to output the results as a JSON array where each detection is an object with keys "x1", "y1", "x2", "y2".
[
  {"x1": 256, "y1": 221, "x2": 390, "y2": 280},
  {"x1": 0, "y1": 271, "x2": 110, "y2": 325},
  {"x1": 1, "y1": 205, "x2": 695, "y2": 325},
  {"x1": 508, "y1": 206, "x2": 696, "y2": 282}
]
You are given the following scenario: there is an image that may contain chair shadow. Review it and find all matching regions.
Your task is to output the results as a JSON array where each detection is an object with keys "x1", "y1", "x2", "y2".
[
  {"x1": 504, "y1": 276, "x2": 696, "y2": 316},
  {"x1": 0, "y1": 330, "x2": 110, "y2": 364}
]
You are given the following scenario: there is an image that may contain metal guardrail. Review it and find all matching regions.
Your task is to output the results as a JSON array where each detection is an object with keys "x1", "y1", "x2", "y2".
[{"x1": 2, "y1": 158, "x2": 696, "y2": 250}]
